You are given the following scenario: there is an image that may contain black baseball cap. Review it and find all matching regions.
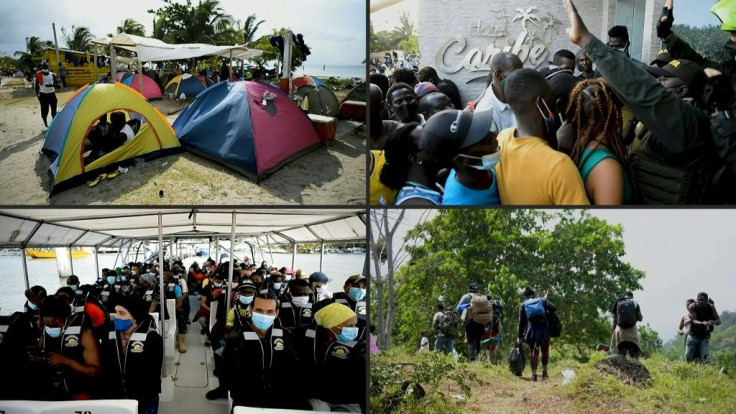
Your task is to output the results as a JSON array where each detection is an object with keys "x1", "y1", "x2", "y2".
[
  {"x1": 646, "y1": 59, "x2": 706, "y2": 87},
  {"x1": 309, "y1": 271, "x2": 332, "y2": 284},
  {"x1": 344, "y1": 275, "x2": 367, "y2": 286},
  {"x1": 420, "y1": 108, "x2": 494, "y2": 160},
  {"x1": 650, "y1": 49, "x2": 673, "y2": 66}
]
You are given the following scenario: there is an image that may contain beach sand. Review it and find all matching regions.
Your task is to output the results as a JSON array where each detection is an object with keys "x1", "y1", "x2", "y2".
[{"x1": 0, "y1": 86, "x2": 365, "y2": 205}]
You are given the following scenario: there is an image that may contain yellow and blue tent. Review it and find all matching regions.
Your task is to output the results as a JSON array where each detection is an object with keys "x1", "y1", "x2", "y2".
[{"x1": 42, "y1": 82, "x2": 180, "y2": 194}]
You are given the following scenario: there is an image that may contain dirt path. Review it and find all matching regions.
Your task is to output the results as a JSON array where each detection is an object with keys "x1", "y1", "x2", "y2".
[{"x1": 0, "y1": 87, "x2": 365, "y2": 205}]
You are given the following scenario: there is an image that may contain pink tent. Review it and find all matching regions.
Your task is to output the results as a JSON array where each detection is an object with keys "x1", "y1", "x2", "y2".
[{"x1": 121, "y1": 73, "x2": 163, "y2": 100}]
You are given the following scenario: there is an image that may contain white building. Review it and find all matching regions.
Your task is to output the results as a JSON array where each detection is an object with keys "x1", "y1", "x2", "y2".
[{"x1": 415, "y1": 0, "x2": 665, "y2": 103}]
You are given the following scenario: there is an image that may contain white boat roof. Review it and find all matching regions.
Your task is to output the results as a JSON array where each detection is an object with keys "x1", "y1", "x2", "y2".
[{"x1": 0, "y1": 209, "x2": 366, "y2": 247}]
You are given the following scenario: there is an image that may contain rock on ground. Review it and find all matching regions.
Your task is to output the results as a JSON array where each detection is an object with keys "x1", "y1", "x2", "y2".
[{"x1": 593, "y1": 355, "x2": 652, "y2": 386}]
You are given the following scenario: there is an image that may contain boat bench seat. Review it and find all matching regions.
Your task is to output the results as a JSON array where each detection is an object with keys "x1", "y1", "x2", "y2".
[{"x1": 0, "y1": 399, "x2": 138, "y2": 414}]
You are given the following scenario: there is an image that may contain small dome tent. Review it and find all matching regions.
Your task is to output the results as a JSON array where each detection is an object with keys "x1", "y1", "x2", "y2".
[
  {"x1": 173, "y1": 81, "x2": 321, "y2": 182},
  {"x1": 42, "y1": 82, "x2": 180, "y2": 193}
]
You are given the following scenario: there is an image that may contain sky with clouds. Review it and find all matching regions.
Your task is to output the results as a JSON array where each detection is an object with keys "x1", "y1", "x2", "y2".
[
  {"x1": 0, "y1": 0, "x2": 366, "y2": 66},
  {"x1": 372, "y1": 209, "x2": 736, "y2": 342}
]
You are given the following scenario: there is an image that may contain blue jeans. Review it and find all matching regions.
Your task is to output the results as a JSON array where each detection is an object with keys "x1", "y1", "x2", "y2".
[
  {"x1": 434, "y1": 335, "x2": 454, "y2": 354},
  {"x1": 686, "y1": 336, "x2": 709, "y2": 363}
]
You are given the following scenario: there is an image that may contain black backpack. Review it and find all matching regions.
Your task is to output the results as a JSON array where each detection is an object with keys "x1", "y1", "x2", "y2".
[
  {"x1": 547, "y1": 310, "x2": 562, "y2": 338},
  {"x1": 616, "y1": 298, "x2": 637, "y2": 328},
  {"x1": 439, "y1": 309, "x2": 460, "y2": 337}
]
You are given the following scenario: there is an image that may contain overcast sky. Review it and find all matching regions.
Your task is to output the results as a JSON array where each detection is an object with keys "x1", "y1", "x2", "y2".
[
  {"x1": 371, "y1": 0, "x2": 720, "y2": 32},
  {"x1": 372, "y1": 209, "x2": 736, "y2": 342},
  {"x1": 0, "y1": 0, "x2": 366, "y2": 66}
]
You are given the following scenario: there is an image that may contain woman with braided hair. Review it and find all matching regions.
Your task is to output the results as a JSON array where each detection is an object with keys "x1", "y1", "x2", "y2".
[{"x1": 565, "y1": 78, "x2": 638, "y2": 204}]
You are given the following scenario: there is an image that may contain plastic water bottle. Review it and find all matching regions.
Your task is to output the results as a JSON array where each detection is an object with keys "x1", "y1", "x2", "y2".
[{"x1": 562, "y1": 369, "x2": 575, "y2": 384}]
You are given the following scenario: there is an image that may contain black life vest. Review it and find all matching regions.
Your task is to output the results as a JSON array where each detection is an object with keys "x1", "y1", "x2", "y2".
[
  {"x1": 102, "y1": 317, "x2": 161, "y2": 399},
  {"x1": 42, "y1": 312, "x2": 96, "y2": 399},
  {"x1": 278, "y1": 298, "x2": 315, "y2": 330},
  {"x1": 630, "y1": 122, "x2": 718, "y2": 204}
]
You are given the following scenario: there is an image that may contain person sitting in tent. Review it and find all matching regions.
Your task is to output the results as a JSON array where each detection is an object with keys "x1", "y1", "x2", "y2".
[{"x1": 84, "y1": 112, "x2": 133, "y2": 163}]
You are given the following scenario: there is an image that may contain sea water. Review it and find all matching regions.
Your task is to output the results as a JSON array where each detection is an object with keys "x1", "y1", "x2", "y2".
[
  {"x1": 295, "y1": 64, "x2": 365, "y2": 79},
  {"x1": 0, "y1": 252, "x2": 366, "y2": 313}
]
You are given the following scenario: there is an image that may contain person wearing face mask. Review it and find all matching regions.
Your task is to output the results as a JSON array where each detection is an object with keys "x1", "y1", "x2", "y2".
[
  {"x1": 70, "y1": 284, "x2": 110, "y2": 342},
  {"x1": 494, "y1": 68, "x2": 589, "y2": 205},
  {"x1": 34, "y1": 63, "x2": 60, "y2": 131},
  {"x1": 420, "y1": 109, "x2": 500, "y2": 206},
  {"x1": 259, "y1": 260, "x2": 269, "y2": 272},
  {"x1": 99, "y1": 269, "x2": 123, "y2": 313},
  {"x1": 38, "y1": 295, "x2": 102, "y2": 400},
  {"x1": 223, "y1": 293, "x2": 303, "y2": 409},
  {"x1": 66, "y1": 275, "x2": 80, "y2": 295},
  {"x1": 564, "y1": 0, "x2": 734, "y2": 204},
  {"x1": 162, "y1": 271, "x2": 187, "y2": 353},
  {"x1": 225, "y1": 281, "x2": 257, "y2": 334},
  {"x1": 205, "y1": 271, "x2": 230, "y2": 400},
  {"x1": 473, "y1": 52, "x2": 523, "y2": 134},
  {"x1": 278, "y1": 279, "x2": 315, "y2": 331},
  {"x1": 309, "y1": 271, "x2": 333, "y2": 302},
  {"x1": 387, "y1": 82, "x2": 425, "y2": 125},
  {"x1": 378, "y1": 122, "x2": 443, "y2": 205},
  {"x1": 0, "y1": 286, "x2": 47, "y2": 400},
  {"x1": 297, "y1": 302, "x2": 365, "y2": 412},
  {"x1": 279, "y1": 266, "x2": 296, "y2": 283},
  {"x1": 331, "y1": 275, "x2": 367, "y2": 341},
  {"x1": 266, "y1": 271, "x2": 286, "y2": 297},
  {"x1": 100, "y1": 296, "x2": 162, "y2": 414}
]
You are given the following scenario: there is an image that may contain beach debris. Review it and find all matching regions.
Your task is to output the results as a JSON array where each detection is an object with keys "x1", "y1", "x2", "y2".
[
  {"x1": 562, "y1": 369, "x2": 575, "y2": 384},
  {"x1": 159, "y1": 190, "x2": 164, "y2": 198}
]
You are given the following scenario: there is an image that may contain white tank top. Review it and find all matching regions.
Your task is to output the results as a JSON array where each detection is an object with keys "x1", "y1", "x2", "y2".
[{"x1": 39, "y1": 72, "x2": 55, "y2": 94}]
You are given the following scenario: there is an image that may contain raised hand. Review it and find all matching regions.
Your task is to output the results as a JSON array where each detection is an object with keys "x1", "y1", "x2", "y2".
[{"x1": 563, "y1": 0, "x2": 593, "y2": 47}]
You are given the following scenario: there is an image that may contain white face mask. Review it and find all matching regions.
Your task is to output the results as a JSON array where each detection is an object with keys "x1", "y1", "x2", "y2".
[
  {"x1": 458, "y1": 148, "x2": 501, "y2": 171},
  {"x1": 317, "y1": 284, "x2": 328, "y2": 293},
  {"x1": 291, "y1": 296, "x2": 310, "y2": 308}
]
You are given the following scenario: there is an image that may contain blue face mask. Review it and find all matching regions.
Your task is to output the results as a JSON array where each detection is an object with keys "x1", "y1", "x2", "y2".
[
  {"x1": 348, "y1": 287, "x2": 366, "y2": 301},
  {"x1": 336, "y1": 326, "x2": 359, "y2": 343},
  {"x1": 121, "y1": 276, "x2": 127, "y2": 282},
  {"x1": 45, "y1": 326, "x2": 62, "y2": 338},
  {"x1": 114, "y1": 317, "x2": 134, "y2": 331},
  {"x1": 107, "y1": 276, "x2": 116, "y2": 285},
  {"x1": 27, "y1": 301, "x2": 39, "y2": 311},
  {"x1": 251, "y1": 312, "x2": 275, "y2": 331},
  {"x1": 68, "y1": 284, "x2": 78, "y2": 292},
  {"x1": 238, "y1": 295, "x2": 254, "y2": 305},
  {"x1": 272, "y1": 282, "x2": 282, "y2": 290}
]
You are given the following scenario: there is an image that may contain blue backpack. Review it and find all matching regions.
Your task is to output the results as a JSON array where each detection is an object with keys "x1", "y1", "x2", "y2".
[{"x1": 523, "y1": 298, "x2": 546, "y2": 320}]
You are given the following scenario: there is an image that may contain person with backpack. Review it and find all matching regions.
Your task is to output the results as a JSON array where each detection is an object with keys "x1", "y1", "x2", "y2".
[
  {"x1": 432, "y1": 303, "x2": 457, "y2": 354},
  {"x1": 481, "y1": 296, "x2": 504, "y2": 364},
  {"x1": 517, "y1": 287, "x2": 557, "y2": 381},
  {"x1": 686, "y1": 292, "x2": 721, "y2": 363},
  {"x1": 610, "y1": 291, "x2": 643, "y2": 358},
  {"x1": 678, "y1": 298, "x2": 696, "y2": 361},
  {"x1": 458, "y1": 283, "x2": 493, "y2": 361}
]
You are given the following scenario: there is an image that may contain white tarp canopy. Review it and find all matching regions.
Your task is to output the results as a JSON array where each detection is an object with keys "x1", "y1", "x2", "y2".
[
  {"x1": 92, "y1": 33, "x2": 263, "y2": 62},
  {"x1": 0, "y1": 209, "x2": 366, "y2": 248}
]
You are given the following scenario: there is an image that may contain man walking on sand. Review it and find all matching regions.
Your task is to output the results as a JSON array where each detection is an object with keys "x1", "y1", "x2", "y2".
[{"x1": 34, "y1": 63, "x2": 59, "y2": 131}]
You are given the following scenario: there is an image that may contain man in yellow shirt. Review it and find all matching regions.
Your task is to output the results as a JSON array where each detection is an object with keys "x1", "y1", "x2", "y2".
[{"x1": 495, "y1": 68, "x2": 589, "y2": 205}]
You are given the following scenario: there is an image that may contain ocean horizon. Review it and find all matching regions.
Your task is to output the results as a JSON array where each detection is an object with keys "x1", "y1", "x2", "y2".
[{"x1": 296, "y1": 64, "x2": 364, "y2": 79}]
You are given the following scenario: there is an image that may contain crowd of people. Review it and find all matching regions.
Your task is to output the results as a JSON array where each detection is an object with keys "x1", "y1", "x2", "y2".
[
  {"x1": 0, "y1": 257, "x2": 367, "y2": 413},
  {"x1": 370, "y1": 0, "x2": 736, "y2": 205},
  {"x1": 424, "y1": 283, "x2": 721, "y2": 381}
]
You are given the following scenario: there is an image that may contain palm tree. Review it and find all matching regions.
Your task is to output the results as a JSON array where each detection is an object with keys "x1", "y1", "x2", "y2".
[
  {"x1": 241, "y1": 14, "x2": 264, "y2": 45},
  {"x1": 14, "y1": 36, "x2": 54, "y2": 68},
  {"x1": 117, "y1": 18, "x2": 146, "y2": 36},
  {"x1": 62, "y1": 26, "x2": 95, "y2": 52}
]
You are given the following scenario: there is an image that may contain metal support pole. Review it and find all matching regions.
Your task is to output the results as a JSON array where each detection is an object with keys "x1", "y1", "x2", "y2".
[
  {"x1": 21, "y1": 248, "x2": 30, "y2": 290},
  {"x1": 291, "y1": 242, "x2": 296, "y2": 270},
  {"x1": 229, "y1": 50, "x2": 233, "y2": 81},
  {"x1": 215, "y1": 236, "x2": 220, "y2": 264},
  {"x1": 319, "y1": 241, "x2": 324, "y2": 272},
  {"x1": 169, "y1": 237, "x2": 174, "y2": 270},
  {"x1": 94, "y1": 246, "x2": 100, "y2": 281},
  {"x1": 52, "y1": 23, "x2": 60, "y2": 70},
  {"x1": 226, "y1": 212, "x2": 236, "y2": 316},
  {"x1": 255, "y1": 237, "x2": 262, "y2": 263},
  {"x1": 138, "y1": 57, "x2": 143, "y2": 93},
  {"x1": 94, "y1": 44, "x2": 98, "y2": 83},
  {"x1": 265, "y1": 236, "x2": 274, "y2": 264},
  {"x1": 68, "y1": 247, "x2": 74, "y2": 275},
  {"x1": 158, "y1": 213, "x2": 166, "y2": 376},
  {"x1": 112, "y1": 238, "x2": 125, "y2": 268}
]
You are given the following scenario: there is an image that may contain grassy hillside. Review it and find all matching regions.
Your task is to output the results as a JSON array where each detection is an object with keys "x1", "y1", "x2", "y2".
[{"x1": 371, "y1": 349, "x2": 736, "y2": 413}]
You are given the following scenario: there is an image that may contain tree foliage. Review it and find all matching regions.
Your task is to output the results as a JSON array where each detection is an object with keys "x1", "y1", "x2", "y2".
[
  {"x1": 380, "y1": 210, "x2": 645, "y2": 354},
  {"x1": 62, "y1": 26, "x2": 95, "y2": 52},
  {"x1": 250, "y1": 29, "x2": 308, "y2": 72},
  {"x1": 638, "y1": 323, "x2": 663, "y2": 358},
  {"x1": 148, "y1": 0, "x2": 237, "y2": 45},
  {"x1": 672, "y1": 24, "x2": 729, "y2": 64},
  {"x1": 370, "y1": 10, "x2": 417, "y2": 53},
  {"x1": 117, "y1": 19, "x2": 146, "y2": 36}
]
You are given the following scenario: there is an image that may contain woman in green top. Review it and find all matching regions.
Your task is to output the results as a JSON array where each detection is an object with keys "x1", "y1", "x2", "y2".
[{"x1": 565, "y1": 79, "x2": 639, "y2": 204}]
